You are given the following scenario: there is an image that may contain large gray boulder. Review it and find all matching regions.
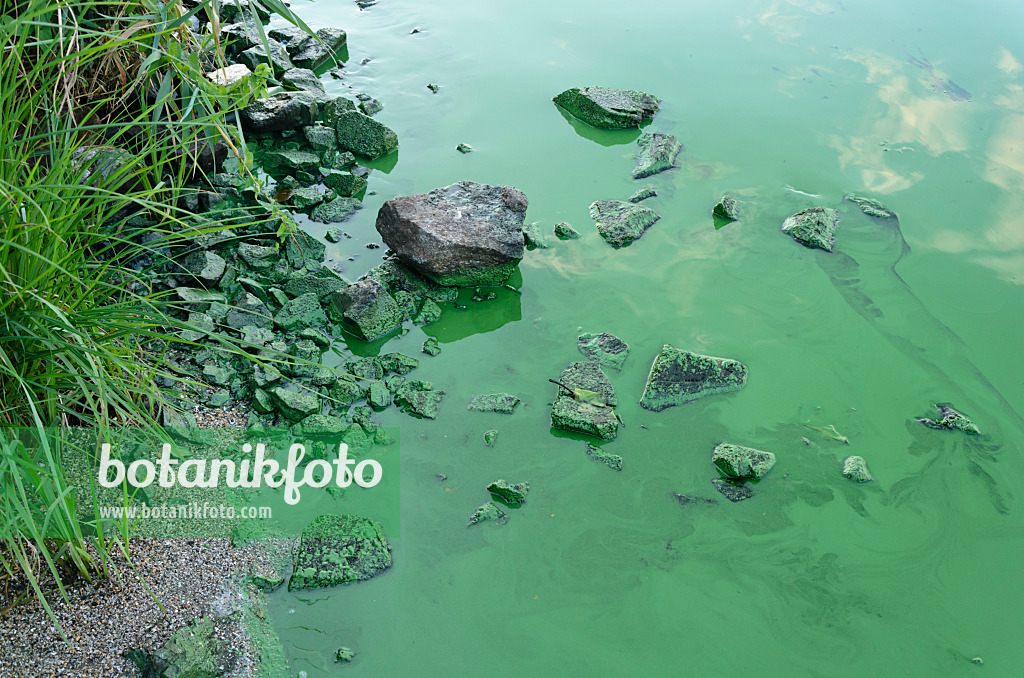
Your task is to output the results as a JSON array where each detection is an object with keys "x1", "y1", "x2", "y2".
[
  {"x1": 589, "y1": 200, "x2": 660, "y2": 248},
  {"x1": 781, "y1": 207, "x2": 838, "y2": 252},
  {"x1": 375, "y1": 181, "x2": 528, "y2": 287},
  {"x1": 640, "y1": 345, "x2": 747, "y2": 411},
  {"x1": 553, "y1": 87, "x2": 659, "y2": 128},
  {"x1": 239, "y1": 92, "x2": 319, "y2": 133}
]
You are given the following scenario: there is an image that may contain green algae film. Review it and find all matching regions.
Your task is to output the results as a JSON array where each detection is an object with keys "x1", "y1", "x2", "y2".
[{"x1": 261, "y1": 0, "x2": 1024, "y2": 674}]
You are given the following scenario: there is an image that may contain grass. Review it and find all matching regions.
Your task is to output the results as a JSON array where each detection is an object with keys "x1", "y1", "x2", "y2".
[{"x1": 0, "y1": 0, "x2": 314, "y2": 631}]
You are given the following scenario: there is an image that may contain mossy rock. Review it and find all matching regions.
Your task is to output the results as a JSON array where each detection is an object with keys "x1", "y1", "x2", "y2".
[{"x1": 289, "y1": 514, "x2": 391, "y2": 591}]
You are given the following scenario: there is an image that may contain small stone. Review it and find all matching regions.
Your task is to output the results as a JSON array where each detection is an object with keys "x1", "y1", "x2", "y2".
[
  {"x1": 237, "y1": 39, "x2": 294, "y2": 78},
  {"x1": 252, "y1": 574, "x2": 284, "y2": 592},
  {"x1": 632, "y1": 132, "x2": 681, "y2": 179},
  {"x1": 281, "y1": 67, "x2": 325, "y2": 95},
  {"x1": 483, "y1": 430, "x2": 497, "y2": 447},
  {"x1": 336, "y1": 647, "x2": 356, "y2": 663},
  {"x1": 845, "y1": 194, "x2": 897, "y2": 219},
  {"x1": 329, "y1": 279, "x2": 403, "y2": 341},
  {"x1": 202, "y1": 364, "x2": 234, "y2": 387},
  {"x1": 711, "y1": 478, "x2": 754, "y2": 502},
  {"x1": 394, "y1": 381, "x2": 445, "y2": 419},
  {"x1": 550, "y1": 362, "x2": 618, "y2": 440},
  {"x1": 629, "y1": 187, "x2": 657, "y2": 203},
  {"x1": 285, "y1": 186, "x2": 325, "y2": 210},
  {"x1": 303, "y1": 124, "x2": 337, "y2": 152},
  {"x1": 358, "y1": 96, "x2": 383, "y2": 116},
  {"x1": 174, "y1": 287, "x2": 226, "y2": 312},
  {"x1": 456, "y1": 143, "x2": 473, "y2": 153},
  {"x1": 487, "y1": 479, "x2": 528, "y2": 504},
  {"x1": 712, "y1": 443, "x2": 776, "y2": 480},
  {"x1": 205, "y1": 63, "x2": 253, "y2": 87},
  {"x1": 226, "y1": 292, "x2": 273, "y2": 329},
  {"x1": 522, "y1": 221, "x2": 549, "y2": 249},
  {"x1": 467, "y1": 501, "x2": 506, "y2": 527},
  {"x1": 326, "y1": 227, "x2": 342, "y2": 243},
  {"x1": 180, "y1": 250, "x2": 226, "y2": 286},
  {"x1": 781, "y1": 207, "x2": 838, "y2": 252},
  {"x1": 413, "y1": 298, "x2": 442, "y2": 325},
  {"x1": 577, "y1": 332, "x2": 629, "y2": 371},
  {"x1": 274, "y1": 292, "x2": 328, "y2": 330},
  {"x1": 589, "y1": 199, "x2": 660, "y2": 248},
  {"x1": 585, "y1": 442, "x2": 622, "y2": 471},
  {"x1": 553, "y1": 222, "x2": 580, "y2": 240},
  {"x1": 262, "y1": 148, "x2": 322, "y2": 178},
  {"x1": 713, "y1": 195, "x2": 739, "y2": 221},
  {"x1": 323, "y1": 172, "x2": 368, "y2": 197},
  {"x1": 467, "y1": 393, "x2": 520, "y2": 414},
  {"x1": 289, "y1": 28, "x2": 348, "y2": 70},
  {"x1": 367, "y1": 380, "x2": 391, "y2": 410},
  {"x1": 310, "y1": 196, "x2": 361, "y2": 223},
  {"x1": 427, "y1": 83, "x2": 439, "y2": 93},
  {"x1": 207, "y1": 389, "x2": 230, "y2": 407},
  {"x1": 553, "y1": 87, "x2": 659, "y2": 129},
  {"x1": 422, "y1": 336, "x2": 441, "y2": 356},
  {"x1": 334, "y1": 110, "x2": 398, "y2": 159},
  {"x1": 271, "y1": 387, "x2": 320, "y2": 421},
  {"x1": 240, "y1": 92, "x2": 319, "y2": 133},
  {"x1": 842, "y1": 456, "x2": 873, "y2": 482}
]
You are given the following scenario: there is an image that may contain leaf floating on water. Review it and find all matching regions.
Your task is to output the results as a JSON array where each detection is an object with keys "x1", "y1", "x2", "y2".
[
  {"x1": 275, "y1": 188, "x2": 293, "y2": 203},
  {"x1": 572, "y1": 388, "x2": 606, "y2": 407}
]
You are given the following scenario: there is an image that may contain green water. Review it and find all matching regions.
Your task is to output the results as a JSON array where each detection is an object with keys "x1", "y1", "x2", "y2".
[{"x1": 263, "y1": 0, "x2": 1024, "y2": 674}]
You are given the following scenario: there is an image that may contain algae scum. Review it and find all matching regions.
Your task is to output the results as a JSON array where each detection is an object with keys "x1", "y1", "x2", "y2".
[{"x1": 244, "y1": 0, "x2": 1024, "y2": 675}]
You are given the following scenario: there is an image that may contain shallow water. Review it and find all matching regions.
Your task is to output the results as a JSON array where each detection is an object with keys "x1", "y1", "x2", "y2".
[{"x1": 261, "y1": 0, "x2": 1024, "y2": 674}]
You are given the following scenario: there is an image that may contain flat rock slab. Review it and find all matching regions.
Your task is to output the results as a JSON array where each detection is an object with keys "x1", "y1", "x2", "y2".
[
  {"x1": 376, "y1": 180, "x2": 528, "y2": 287},
  {"x1": 467, "y1": 393, "x2": 521, "y2": 413},
  {"x1": 640, "y1": 345, "x2": 747, "y2": 411},
  {"x1": 781, "y1": 206, "x2": 838, "y2": 252},
  {"x1": 712, "y1": 442, "x2": 776, "y2": 480},
  {"x1": 845, "y1": 194, "x2": 897, "y2": 219},
  {"x1": 712, "y1": 478, "x2": 754, "y2": 502},
  {"x1": 553, "y1": 87, "x2": 659, "y2": 129},
  {"x1": 589, "y1": 200, "x2": 660, "y2": 248},
  {"x1": 550, "y1": 361, "x2": 618, "y2": 440},
  {"x1": 577, "y1": 332, "x2": 629, "y2": 371},
  {"x1": 632, "y1": 132, "x2": 681, "y2": 179},
  {"x1": 487, "y1": 479, "x2": 529, "y2": 505},
  {"x1": 289, "y1": 514, "x2": 391, "y2": 591},
  {"x1": 467, "y1": 501, "x2": 507, "y2": 526}
]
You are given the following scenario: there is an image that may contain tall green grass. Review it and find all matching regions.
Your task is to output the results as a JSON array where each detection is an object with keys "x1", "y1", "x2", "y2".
[{"x1": 0, "y1": 0, "x2": 309, "y2": 628}]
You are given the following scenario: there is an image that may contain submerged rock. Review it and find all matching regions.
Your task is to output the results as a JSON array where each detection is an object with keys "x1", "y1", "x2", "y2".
[
  {"x1": 329, "y1": 279, "x2": 402, "y2": 341},
  {"x1": 394, "y1": 381, "x2": 445, "y2": 419},
  {"x1": 589, "y1": 199, "x2": 660, "y2": 248},
  {"x1": 335, "y1": 647, "x2": 357, "y2": 663},
  {"x1": 712, "y1": 443, "x2": 776, "y2": 480},
  {"x1": 632, "y1": 132, "x2": 681, "y2": 179},
  {"x1": 553, "y1": 86, "x2": 659, "y2": 129},
  {"x1": 711, "y1": 477, "x2": 754, "y2": 502},
  {"x1": 484, "y1": 429, "x2": 497, "y2": 447},
  {"x1": 550, "y1": 361, "x2": 618, "y2": 440},
  {"x1": 916, "y1": 403, "x2": 980, "y2": 435},
  {"x1": 845, "y1": 194, "x2": 897, "y2": 220},
  {"x1": 456, "y1": 143, "x2": 473, "y2": 153},
  {"x1": 467, "y1": 393, "x2": 521, "y2": 414},
  {"x1": 240, "y1": 92, "x2": 319, "y2": 133},
  {"x1": 577, "y1": 332, "x2": 629, "y2": 371},
  {"x1": 422, "y1": 337, "x2": 441, "y2": 356},
  {"x1": 586, "y1": 442, "x2": 623, "y2": 471},
  {"x1": 289, "y1": 514, "x2": 391, "y2": 591},
  {"x1": 639, "y1": 345, "x2": 747, "y2": 411},
  {"x1": 522, "y1": 221, "x2": 550, "y2": 249},
  {"x1": 334, "y1": 110, "x2": 398, "y2": 159},
  {"x1": 554, "y1": 222, "x2": 580, "y2": 240},
  {"x1": 713, "y1": 195, "x2": 739, "y2": 221},
  {"x1": 125, "y1": 616, "x2": 232, "y2": 678},
  {"x1": 629, "y1": 187, "x2": 657, "y2": 203},
  {"x1": 310, "y1": 197, "x2": 361, "y2": 223},
  {"x1": 842, "y1": 455, "x2": 873, "y2": 482},
  {"x1": 467, "y1": 501, "x2": 507, "y2": 527},
  {"x1": 487, "y1": 479, "x2": 529, "y2": 505},
  {"x1": 376, "y1": 180, "x2": 528, "y2": 287},
  {"x1": 781, "y1": 206, "x2": 838, "y2": 252}
]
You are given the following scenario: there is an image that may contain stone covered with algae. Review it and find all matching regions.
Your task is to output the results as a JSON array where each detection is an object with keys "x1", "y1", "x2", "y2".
[
  {"x1": 553, "y1": 86, "x2": 659, "y2": 129},
  {"x1": 632, "y1": 132, "x2": 681, "y2": 179},
  {"x1": 589, "y1": 199, "x2": 660, "y2": 248},
  {"x1": 289, "y1": 514, "x2": 391, "y2": 591},
  {"x1": 550, "y1": 361, "x2": 619, "y2": 440},
  {"x1": 639, "y1": 345, "x2": 747, "y2": 411},
  {"x1": 916, "y1": 403, "x2": 980, "y2": 435},
  {"x1": 781, "y1": 206, "x2": 838, "y2": 252},
  {"x1": 712, "y1": 442, "x2": 776, "y2": 480}
]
